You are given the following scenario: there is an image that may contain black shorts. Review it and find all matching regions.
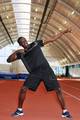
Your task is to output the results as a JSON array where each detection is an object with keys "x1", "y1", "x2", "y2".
[{"x1": 23, "y1": 65, "x2": 60, "y2": 91}]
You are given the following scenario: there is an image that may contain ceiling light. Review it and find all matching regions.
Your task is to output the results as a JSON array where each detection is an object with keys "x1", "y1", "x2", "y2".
[
  {"x1": 3, "y1": 7, "x2": 6, "y2": 11},
  {"x1": 59, "y1": 28, "x2": 62, "y2": 31},
  {"x1": 11, "y1": 28, "x2": 13, "y2": 31},
  {"x1": 12, "y1": 0, "x2": 31, "y2": 41},
  {"x1": 64, "y1": 21, "x2": 67, "y2": 24},
  {"x1": 76, "y1": 1, "x2": 80, "y2": 6},
  {"x1": 71, "y1": 11, "x2": 75, "y2": 15},
  {"x1": 35, "y1": 8, "x2": 38, "y2": 12},
  {"x1": 32, "y1": 33, "x2": 34, "y2": 35},
  {"x1": 34, "y1": 17, "x2": 36, "y2": 20},
  {"x1": 60, "y1": 58, "x2": 67, "y2": 63},
  {"x1": 79, "y1": 52, "x2": 80, "y2": 55},
  {"x1": 55, "y1": 32, "x2": 58, "y2": 35},
  {"x1": 6, "y1": 16, "x2": 9, "y2": 19},
  {"x1": 32, "y1": 29, "x2": 34, "y2": 32},
  {"x1": 33, "y1": 23, "x2": 35, "y2": 26}
]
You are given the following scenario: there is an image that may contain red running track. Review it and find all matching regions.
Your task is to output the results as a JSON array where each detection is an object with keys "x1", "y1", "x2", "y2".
[{"x1": 0, "y1": 78, "x2": 80, "y2": 120}]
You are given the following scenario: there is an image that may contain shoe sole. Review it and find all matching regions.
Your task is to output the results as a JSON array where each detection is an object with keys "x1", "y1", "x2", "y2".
[
  {"x1": 62, "y1": 115, "x2": 73, "y2": 120},
  {"x1": 11, "y1": 113, "x2": 24, "y2": 117}
]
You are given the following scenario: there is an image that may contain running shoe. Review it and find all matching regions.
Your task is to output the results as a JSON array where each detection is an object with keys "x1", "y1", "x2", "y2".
[
  {"x1": 11, "y1": 109, "x2": 24, "y2": 117},
  {"x1": 62, "y1": 111, "x2": 72, "y2": 118}
]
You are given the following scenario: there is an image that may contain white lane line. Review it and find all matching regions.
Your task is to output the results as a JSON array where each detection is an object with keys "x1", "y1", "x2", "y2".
[
  {"x1": 63, "y1": 90, "x2": 80, "y2": 102},
  {"x1": 58, "y1": 78, "x2": 80, "y2": 81},
  {"x1": 62, "y1": 83, "x2": 80, "y2": 91}
]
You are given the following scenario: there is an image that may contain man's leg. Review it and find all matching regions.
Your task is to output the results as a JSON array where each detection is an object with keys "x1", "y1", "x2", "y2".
[
  {"x1": 55, "y1": 88, "x2": 66, "y2": 109},
  {"x1": 12, "y1": 86, "x2": 27, "y2": 117},
  {"x1": 18, "y1": 86, "x2": 27, "y2": 108},
  {"x1": 55, "y1": 88, "x2": 72, "y2": 118}
]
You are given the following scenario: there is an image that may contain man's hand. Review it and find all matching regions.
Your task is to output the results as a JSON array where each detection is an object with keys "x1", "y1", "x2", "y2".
[{"x1": 7, "y1": 49, "x2": 24, "y2": 63}]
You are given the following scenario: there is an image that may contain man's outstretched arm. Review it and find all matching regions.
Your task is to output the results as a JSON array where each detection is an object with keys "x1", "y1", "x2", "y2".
[
  {"x1": 43, "y1": 28, "x2": 72, "y2": 45},
  {"x1": 7, "y1": 49, "x2": 24, "y2": 63}
]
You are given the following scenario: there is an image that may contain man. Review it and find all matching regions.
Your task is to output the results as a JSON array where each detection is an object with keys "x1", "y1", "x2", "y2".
[{"x1": 7, "y1": 28, "x2": 72, "y2": 118}]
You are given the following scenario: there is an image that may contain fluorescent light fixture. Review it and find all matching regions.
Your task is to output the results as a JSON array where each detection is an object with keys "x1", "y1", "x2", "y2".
[
  {"x1": 71, "y1": 11, "x2": 75, "y2": 15},
  {"x1": 32, "y1": 33, "x2": 34, "y2": 35},
  {"x1": 17, "y1": 25, "x2": 30, "y2": 29},
  {"x1": 55, "y1": 32, "x2": 58, "y2": 35},
  {"x1": 59, "y1": 28, "x2": 62, "y2": 31},
  {"x1": 12, "y1": 0, "x2": 31, "y2": 4},
  {"x1": 34, "y1": 17, "x2": 37, "y2": 20},
  {"x1": 15, "y1": 13, "x2": 30, "y2": 19},
  {"x1": 64, "y1": 21, "x2": 67, "y2": 24},
  {"x1": 16, "y1": 19, "x2": 30, "y2": 24},
  {"x1": 33, "y1": 23, "x2": 35, "y2": 26},
  {"x1": 60, "y1": 58, "x2": 67, "y2": 63},
  {"x1": 32, "y1": 29, "x2": 34, "y2": 32},
  {"x1": 11, "y1": 0, "x2": 31, "y2": 41},
  {"x1": 35, "y1": 8, "x2": 38, "y2": 12},
  {"x1": 6, "y1": 16, "x2": 9, "y2": 19},
  {"x1": 11, "y1": 28, "x2": 13, "y2": 31},
  {"x1": 13, "y1": 4, "x2": 30, "y2": 13},
  {"x1": 78, "y1": 52, "x2": 80, "y2": 55}
]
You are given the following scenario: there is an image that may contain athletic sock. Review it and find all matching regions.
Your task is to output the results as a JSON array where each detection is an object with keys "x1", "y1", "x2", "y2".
[
  {"x1": 63, "y1": 109, "x2": 68, "y2": 113},
  {"x1": 17, "y1": 108, "x2": 23, "y2": 111}
]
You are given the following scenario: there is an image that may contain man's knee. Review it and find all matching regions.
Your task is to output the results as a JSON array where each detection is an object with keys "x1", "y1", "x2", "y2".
[
  {"x1": 55, "y1": 87, "x2": 61, "y2": 94},
  {"x1": 20, "y1": 86, "x2": 27, "y2": 93}
]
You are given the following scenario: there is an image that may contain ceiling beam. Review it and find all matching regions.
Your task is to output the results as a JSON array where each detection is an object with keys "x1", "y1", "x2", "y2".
[
  {"x1": 35, "y1": 0, "x2": 50, "y2": 40},
  {"x1": 0, "y1": 16, "x2": 14, "y2": 44}
]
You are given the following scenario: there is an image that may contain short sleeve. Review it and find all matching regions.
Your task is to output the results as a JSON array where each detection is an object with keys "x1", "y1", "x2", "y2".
[
  {"x1": 35, "y1": 40, "x2": 44, "y2": 47},
  {"x1": 16, "y1": 52, "x2": 21, "y2": 59}
]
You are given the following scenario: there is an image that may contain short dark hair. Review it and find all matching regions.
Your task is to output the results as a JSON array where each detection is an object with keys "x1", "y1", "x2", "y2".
[{"x1": 17, "y1": 37, "x2": 23, "y2": 44}]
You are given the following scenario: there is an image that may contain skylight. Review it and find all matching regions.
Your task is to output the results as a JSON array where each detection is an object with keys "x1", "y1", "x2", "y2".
[{"x1": 11, "y1": 0, "x2": 31, "y2": 41}]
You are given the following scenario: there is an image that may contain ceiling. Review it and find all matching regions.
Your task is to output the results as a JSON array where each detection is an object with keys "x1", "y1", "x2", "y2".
[{"x1": 0, "y1": 0, "x2": 80, "y2": 66}]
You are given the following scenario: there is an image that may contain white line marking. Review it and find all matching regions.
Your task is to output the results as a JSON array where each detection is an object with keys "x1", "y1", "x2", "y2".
[
  {"x1": 62, "y1": 83, "x2": 80, "y2": 91},
  {"x1": 58, "y1": 78, "x2": 80, "y2": 81},
  {"x1": 63, "y1": 90, "x2": 80, "y2": 102}
]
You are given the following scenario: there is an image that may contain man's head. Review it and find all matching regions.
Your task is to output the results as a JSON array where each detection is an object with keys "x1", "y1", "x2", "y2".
[{"x1": 17, "y1": 37, "x2": 28, "y2": 48}]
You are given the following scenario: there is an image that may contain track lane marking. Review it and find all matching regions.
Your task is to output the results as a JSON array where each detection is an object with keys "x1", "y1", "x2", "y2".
[{"x1": 63, "y1": 90, "x2": 80, "y2": 102}]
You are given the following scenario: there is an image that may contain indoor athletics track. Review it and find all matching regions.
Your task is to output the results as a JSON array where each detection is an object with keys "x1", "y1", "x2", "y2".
[{"x1": 0, "y1": 78, "x2": 80, "y2": 120}]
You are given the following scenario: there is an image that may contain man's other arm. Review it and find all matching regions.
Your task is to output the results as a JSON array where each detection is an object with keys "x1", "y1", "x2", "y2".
[{"x1": 43, "y1": 28, "x2": 72, "y2": 45}]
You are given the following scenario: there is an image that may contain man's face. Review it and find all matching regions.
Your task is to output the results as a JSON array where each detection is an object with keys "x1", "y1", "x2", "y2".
[{"x1": 19, "y1": 38, "x2": 28, "y2": 48}]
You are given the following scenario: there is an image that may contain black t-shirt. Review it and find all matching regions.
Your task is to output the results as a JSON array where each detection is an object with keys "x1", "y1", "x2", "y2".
[{"x1": 16, "y1": 40, "x2": 49, "y2": 73}]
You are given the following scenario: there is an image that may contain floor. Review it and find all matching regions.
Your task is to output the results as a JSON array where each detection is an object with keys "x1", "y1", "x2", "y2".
[{"x1": 0, "y1": 78, "x2": 80, "y2": 120}]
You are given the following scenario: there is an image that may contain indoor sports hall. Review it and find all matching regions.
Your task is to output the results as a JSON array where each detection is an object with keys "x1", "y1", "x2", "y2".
[{"x1": 0, "y1": 0, "x2": 80, "y2": 120}]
